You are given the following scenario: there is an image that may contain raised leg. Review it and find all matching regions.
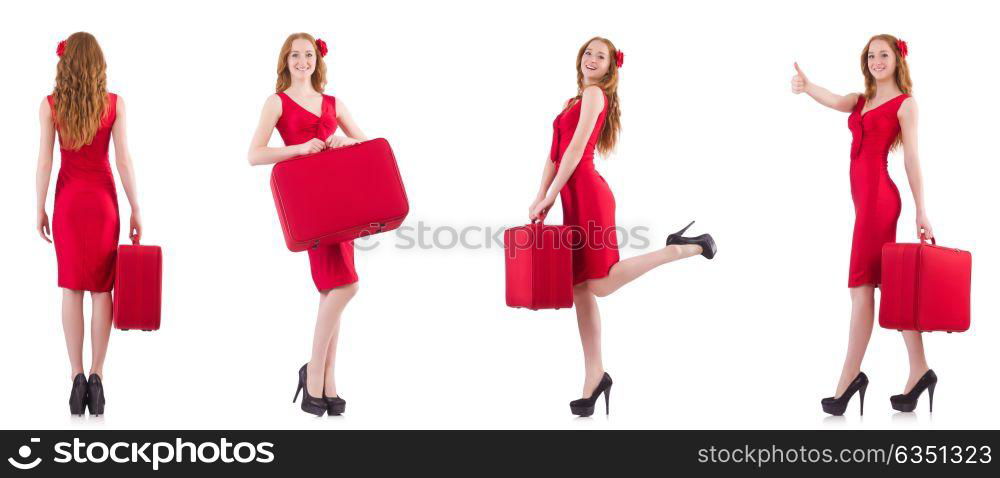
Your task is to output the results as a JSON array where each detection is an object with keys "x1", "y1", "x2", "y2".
[
  {"x1": 61, "y1": 289, "x2": 86, "y2": 379},
  {"x1": 306, "y1": 282, "x2": 358, "y2": 398},
  {"x1": 835, "y1": 285, "x2": 875, "y2": 397},
  {"x1": 574, "y1": 283, "x2": 605, "y2": 397},
  {"x1": 89, "y1": 291, "x2": 113, "y2": 378},
  {"x1": 585, "y1": 244, "x2": 702, "y2": 297}
]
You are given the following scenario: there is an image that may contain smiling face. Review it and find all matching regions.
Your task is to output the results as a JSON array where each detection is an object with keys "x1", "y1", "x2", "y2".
[
  {"x1": 287, "y1": 38, "x2": 317, "y2": 81},
  {"x1": 866, "y1": 38, "x2": 897, "y2": 81},
  {"x1": 580, "y1": 39, "x2": 611, "y2": 84}
]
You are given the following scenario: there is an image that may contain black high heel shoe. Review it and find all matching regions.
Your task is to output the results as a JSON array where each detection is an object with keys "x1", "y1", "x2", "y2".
[
  {"x1": 570, "y1": 372, "x2": 613, "y2": 417},
  {"x1": 68, "y1": 373, "x2": 87, "y2": 416},
  {"x1": 292, "y1": 363, "x2": 327, "y2": 417},
  {"x1": 666, "y1": 220, "x2": 717, "y2": 259},
  {"x1": 821, "y1": 372, "x2": 869, "y2": 416},
  {"x1": 87, "y1": 374, "x2": 106, "y2": 416},
  {"x1": 323, "y1": 394, "x2": 346, "y2": 416},
  {"x1": 891, "y1": 369, "x2": 937, "y2": 413}
]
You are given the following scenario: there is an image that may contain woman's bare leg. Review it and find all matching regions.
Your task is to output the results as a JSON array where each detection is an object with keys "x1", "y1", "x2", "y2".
[
  {"x1": 585, "y1": 244, "x2": 702, "y2": 297},
  {"x1": 900, "y1": 331, "x2": 930, "y2": 393},
  {"x1": 835, "y1": 285, "x2": 875, "y2": 397},
  {"x1": 323, "y1": 311, "x2": 344, "y2": 398},
  {"x1": 89, "y1": 292, "x2": 112, "y2": 378},
  {"x1": 306, "y1": 282, "x2": 358, "y2": 398},
  {"x1": 574, "y1": 283, "x2": 605, "y2": 397},
  {"x1": 61, "y1": 289, "x2": 85, "y2": 379}
]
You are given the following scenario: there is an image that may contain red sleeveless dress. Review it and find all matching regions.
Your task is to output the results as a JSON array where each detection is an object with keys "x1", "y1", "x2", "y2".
[
  {"x1": 50, "y1": 93, "x2": 120, "y2": 292},
  {"x1": 550, "y1": 93, "x2": 619, "y2": 285},
  {"x1": 845, "y1": 93, "x2": 907, "y2": 287},
  {"x1": 274, "y1": 92, "x2": 358, "y2": 291}
]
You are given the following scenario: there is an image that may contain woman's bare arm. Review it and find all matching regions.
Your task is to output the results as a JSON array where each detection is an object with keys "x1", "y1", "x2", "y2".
[
  {"x1": 36, "y1": 98, "x2": 56, "y2": 242},
  {"x1": 791, "y1": 62, "x2": 859, "y2": 113},
  {"x1": 898, "y1": 97, "x2": 933, "y2": 239},
  {"x1": 547, "y1": 88, "x2": 603, "y2": 189},
  {"x1": 110, "y1": 96, "x2": 143, "y2": 241},
  {"x1": 248, "y1": 95, "x2": 324, "y2": 165},
  {"x1": 528, "y1": 158, "x2": 556, "y2": 220},
  {"x1": 529, "y1": 87, "x2": 604, "y2": 221}
]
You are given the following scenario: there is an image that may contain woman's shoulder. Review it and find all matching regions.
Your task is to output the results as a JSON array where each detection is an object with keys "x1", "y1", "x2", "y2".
[
  {"x1": 108, "y1": 92, "x2": 122, "y2": 112},
  {"x1": 897, "y1": 94, "x2": 917, "y2": 115},
  {"x1": 265, "y1": 93, "x2": 284, "y2": 109},
  {"x1": 40, "y1": 96, "x2": 54, "y2": 118},
  {"x1": 578, "y1": 86, "x2": 606, "y2": 114},
  {"x1": 107, "y1": 92, "x2": 121, "y2": 117},
  {"x1": 581, "y1": 85, "x2": 606, "y2": 106}
]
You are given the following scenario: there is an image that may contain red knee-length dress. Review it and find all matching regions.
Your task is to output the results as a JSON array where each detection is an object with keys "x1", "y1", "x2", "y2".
[
  {"x1": 846, "y1": 93, "x2": 907, "y2": 287},
  {"x1": 274, "y1": 92, "x2": 358, "y2": 291},
  {"x1": 550, "y1": 93, "x2": 619, "y2": 285},
  {"x1": 50, "y1": 93, "x2": 120, "y2": 292}
]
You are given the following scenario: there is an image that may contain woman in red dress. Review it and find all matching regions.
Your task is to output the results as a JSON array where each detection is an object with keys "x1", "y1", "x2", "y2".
[
  {"x1": 791, "y1": 34, "x2": 938, "y2": 415},
  {"x1": 529, "y1": 37, "x2": 717, "y2": 416},
  {"x1": 248, "y1": 33, "x2": 366, "y2": 416},
  {"x1": 36, "y1": 32, "x2": 143, "y2": 416}
]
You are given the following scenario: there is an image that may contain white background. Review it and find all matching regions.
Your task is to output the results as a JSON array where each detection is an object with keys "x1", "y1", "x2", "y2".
[{"x1": 0, "y1": 0, "x2": 996, "y2": 430}]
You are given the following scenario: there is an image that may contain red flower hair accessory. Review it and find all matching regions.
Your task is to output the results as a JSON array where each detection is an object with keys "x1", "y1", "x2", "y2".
[
  {"x1": 315, "y1": 38, "x2": 329, "y2": 57},
  {"x1": 896, "y1": 39, "x2": 908, "y2": 58},
  {"x1": 56, "y1": 40, "x2": 67, "y2": 57},
  {"x1": 616, "y1": 50, "x2": 624, "y2": 68}
]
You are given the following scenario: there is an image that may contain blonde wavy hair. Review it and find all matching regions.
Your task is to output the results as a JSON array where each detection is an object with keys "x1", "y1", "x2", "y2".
[
  {"x1": 275, "y1": 33, "x2": 327, "y2": 93},
  {"x1": 566, "y1": 36, "x2": 622, "y2": 156},
  {"x1": 52, "y1": 32, "x2": 109, "y2": 151}
]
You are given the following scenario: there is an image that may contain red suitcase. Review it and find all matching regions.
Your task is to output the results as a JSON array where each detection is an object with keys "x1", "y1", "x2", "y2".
[
  {"x1": 879, "y1": 236, "x2": 972, "y2": 332},
  {"x1": 113, "y1": 239, "x2": 163, "y2": 331},
  {"x1": 504, "y1": 222, "x2": 574, "y2": 310},
  {"x1": 270, "y1": 138, "x2": 409, "y2": 252}
]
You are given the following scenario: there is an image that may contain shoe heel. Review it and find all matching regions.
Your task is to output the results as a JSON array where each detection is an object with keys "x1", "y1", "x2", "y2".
[
  {"x1": 928, "y1": 383, "x2": 936, "y2": 413},
  {"x1": 293, "y1": 383, "x2": 303, "y2": 403},
  {"x1": 859, "y1": 383, "x2": 867, "y2": 416},
  {"x1": 87, "y1": 391, "x2": 105, "y2": 416},
  {"x1": 673, "y1": 220, "x2": 695, "y2": 236},
  {"x1": 604, "y1": 386, "x2": 611, "y2": 415}
]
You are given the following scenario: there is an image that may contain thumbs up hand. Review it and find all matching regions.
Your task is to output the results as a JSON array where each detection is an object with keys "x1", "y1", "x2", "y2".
[{"x1": 791, "y1": 62, "x2": 809, "y2": 94}]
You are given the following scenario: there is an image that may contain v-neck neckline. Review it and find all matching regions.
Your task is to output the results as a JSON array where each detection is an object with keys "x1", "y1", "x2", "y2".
[
  {"x1": 859, "y1": 93, "x2": 906, "y2": 118},
  {"x1": 281, "y1": 92, "x2": 325, "y2": 119}
]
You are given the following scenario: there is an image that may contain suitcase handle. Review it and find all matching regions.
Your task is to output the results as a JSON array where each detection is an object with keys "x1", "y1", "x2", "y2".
[
  {"x1": 919, "y1": 233, "x2": 936, "y2": 246},
  {"x1": 131, "y1": 237, "x2": 140, "y2": 246}
]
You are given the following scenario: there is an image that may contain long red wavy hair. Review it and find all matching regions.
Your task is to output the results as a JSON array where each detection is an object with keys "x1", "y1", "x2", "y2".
[{"x1": 52, "y1": 32, "x2": 109, "y2": 151}]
